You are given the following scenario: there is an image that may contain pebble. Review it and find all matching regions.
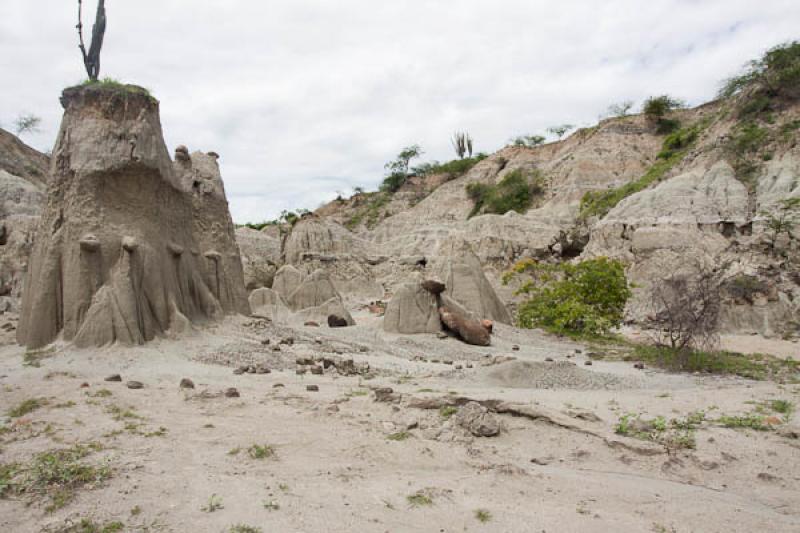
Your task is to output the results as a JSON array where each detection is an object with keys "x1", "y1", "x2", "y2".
[
  {"x1": 634, "y1": 363, "x2": 645, "y2": 370},
  {"x1": 273, "y1": 383, "x2": 285, "y2": 388},
  {"x1": 306, "y1": 385, "x2": 319, "y2": 392},
  {"x1": 80, "y1": 382, "x2": 89, "y2": 388},
  {"x1": 512, "y1": 345, "x2": 520, "y2": 351},
  {"x1": 261, "y1": 339, "x2": 271, "y2": 345},
  {"x1": 225, "y1": 387, "x2": 240, "y2": 398},
  {"x1": 126, "y1": 381, "x2": 144, "y2": 390},
  {"x1": 545, "y1": 357, "x2": 554, "y2": 362},
  {"x1": 310, "y1": 365, "x2": 324, "y2": 375},
  {"x1": 104, "y1": 374, "x2": 122, "y2": 382},
  {"x1": 179, "y1": 378, "x2": 195, "y2": 389},
  {"x1": 304, "y1": 321, "x2": 320, "y2": 327},
  {"x1": 584, "y1": 361, "x2": 593, "y2": 366}
]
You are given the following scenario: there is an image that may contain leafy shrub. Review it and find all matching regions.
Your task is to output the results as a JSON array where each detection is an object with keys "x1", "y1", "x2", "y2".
[
  {"x1": 503, "y1": 257, "x2": 631, "y2": 337},
  {"x1": 510, "y1": 135, "x2": 546, "y2": 148},
  {"x1": 720, "y1": 41, "x2": 800, "y2": 99},
  {"x1": 381, "y1": 145, "x2": 423, "y2": 193},
  {"x1": 658, "y1": 125, "x2": 700, "y2": 158},
  {"x1": 643, "y1": 95, "x2": 684, "y2": 119},
  {"x1": 414, "y1": 154, "x2": 488, "y2": 180},
  {"x1": 466, "y1": 169, "x2": 543, "y2": 217}
]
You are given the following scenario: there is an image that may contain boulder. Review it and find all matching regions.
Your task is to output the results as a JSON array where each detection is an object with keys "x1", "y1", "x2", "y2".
[
  {"x1": 327, "y1": 314, "x2": 349, "y2": 328},
  {"x1": 272, "y1": 264, "x2": 304, "y2": 302},
  {"x1": 454, "y1": 401, "x2": 500, "y2": 437},
  {"x1": 439, "y1": 243, "x2": 511, "y2": 324},
  {"x1": 287, "y1": 269, "x2": 340, "y2": 311},
  {"x1": 294, "y1": 296, "x2": 355, "y2": 327},
  {"x1": 383, "y1": 280, "x2": 442, "y2": 334},
  {"x1": 17, "y1": 84, "x2": 248, "y2": 349},
  {"x1": 248, "y1": 287, "x2": 291, "y2": 323},
  {"x1": 439, "y1": 295, "x2": 490, "y2": 346},
  {"x1": 235, "y1": 226, "x2": 280, "y2": 291}
]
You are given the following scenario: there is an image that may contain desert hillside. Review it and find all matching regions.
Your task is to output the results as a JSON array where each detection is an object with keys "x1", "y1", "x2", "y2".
[{"x1": 1, "y1": 31, "x2": 800, "y2": 533}]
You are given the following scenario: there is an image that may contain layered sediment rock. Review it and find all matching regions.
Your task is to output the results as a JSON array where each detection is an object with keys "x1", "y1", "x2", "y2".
[{"x1": 17, "y1": 85, "x2": 249, "y2": 349}]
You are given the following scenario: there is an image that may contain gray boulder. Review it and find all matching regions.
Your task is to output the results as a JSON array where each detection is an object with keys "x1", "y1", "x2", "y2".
[{"x1": 383, "y1": 280, "x2": 442, "y2": 334}]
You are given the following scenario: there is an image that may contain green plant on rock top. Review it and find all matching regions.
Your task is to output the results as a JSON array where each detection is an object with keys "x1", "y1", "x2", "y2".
[{"x1": 504, "y1": 257, "x2": 631, "y2": 338}]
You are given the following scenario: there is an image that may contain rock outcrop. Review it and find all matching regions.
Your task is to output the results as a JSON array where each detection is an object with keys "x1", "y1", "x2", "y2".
[
  {"x1": 272, "y1": 264, "x2": 304, "y2": 302},
  {"x1": 17, "y1": 85, "x2": 249, "y2": 349},
  {"x1": 235, "y1": 226, "x2": 280, "y2": 290},
  {"x1": 383, "y1": 278, "x2": 442, "y2": 334},
  {"x1": 287, "y1": 269, "x2": 340, "y2": 311},
  {"x1": 248, "y1": 287, "x2": 290, "y2": 323},
  {"x1": 438, "y1": 242, "x2": 511, "y2": 324}
]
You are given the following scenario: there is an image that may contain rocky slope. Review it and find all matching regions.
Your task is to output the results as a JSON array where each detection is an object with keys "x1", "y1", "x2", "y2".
[{"x1": 284, "y1": 94, "x2": 800, "y2": 337}]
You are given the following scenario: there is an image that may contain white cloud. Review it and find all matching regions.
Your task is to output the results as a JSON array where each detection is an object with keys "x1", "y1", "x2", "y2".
[{"x1": 1, "y1": 0, "x2": 798, "y2": 222}]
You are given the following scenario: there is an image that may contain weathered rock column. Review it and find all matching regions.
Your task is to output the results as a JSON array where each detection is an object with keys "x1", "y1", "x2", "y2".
[{"x1": 18, "y1": 84, "x2": 249, "y2": 349}]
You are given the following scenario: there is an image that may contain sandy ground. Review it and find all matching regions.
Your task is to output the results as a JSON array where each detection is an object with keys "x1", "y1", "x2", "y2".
[{"x1": 1, "y1": 312, "x2": 799, "y2": 532}]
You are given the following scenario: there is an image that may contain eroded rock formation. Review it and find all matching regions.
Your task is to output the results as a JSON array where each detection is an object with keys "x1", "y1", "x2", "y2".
[{"x1": 17, "y1": 85, "x2": 249, "y2": 349}]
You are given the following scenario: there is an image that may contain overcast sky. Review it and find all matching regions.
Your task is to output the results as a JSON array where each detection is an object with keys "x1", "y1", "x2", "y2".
[{"x1": 1, "y1": 1, "x2": 798, "y2": 223}]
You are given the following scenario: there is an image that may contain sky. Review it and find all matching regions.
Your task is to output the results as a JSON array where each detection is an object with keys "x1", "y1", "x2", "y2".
[{"x1": 1, "y1": 1, "x2": 798, "y2": 223}]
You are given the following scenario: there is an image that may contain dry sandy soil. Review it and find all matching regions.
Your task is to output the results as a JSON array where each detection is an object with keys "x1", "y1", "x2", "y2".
[{"x1": 1, "y1": 311, "x2": 799, "y2": 532}]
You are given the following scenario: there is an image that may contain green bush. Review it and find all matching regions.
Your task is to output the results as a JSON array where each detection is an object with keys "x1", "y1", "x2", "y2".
[
  {"x1": 380, "y1": 172, "x2": 408, "y2": 193},
  {"x1": 503, "y1": 257, "x2": 631, "y2": 337},
  {"x1": 720, "y1": 41, "x2": 800, "y2": 99},
  {"x1": 466, "y1": 169, "x2": 543, "y2": 217},
  {"x1": 658, "y1": 125, "x2": 700, "y2": 158},
  {"x1": 414, "y1": 154, "x2": 488, "y2": 180}
]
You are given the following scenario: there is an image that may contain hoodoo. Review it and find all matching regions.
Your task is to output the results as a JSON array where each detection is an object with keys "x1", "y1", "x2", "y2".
[{"x1": 17, "y1": 84, "x2": 249, "y2": 349}]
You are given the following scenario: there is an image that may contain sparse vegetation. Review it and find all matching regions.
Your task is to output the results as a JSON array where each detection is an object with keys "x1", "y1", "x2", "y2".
[
  {"x1": 406, "y1": 490, "x2": 434, "y2": 507},
  {"x1": 720, "y1": 41, "x2": 800, "y2": 101},
  {"x1": 14, "y1": 113, "x2": 41, "y2": 136},
  {"x1": 643, "y1": 95, "x2": 685, "y2": 133},
  {"x1": 439, "y1": 405, "x2": 458, "y2": 419},
  {"x1": 547, "y1": 124, "x2": 574, "y2": 140},
  {"x1": 475, "y1": 509, "x2": 492, "y2": 523},
  {"x1": 466, "y1": 168, "x2": 545, "y2": 217},
  {"x1": 58, "y1": 519, "x2": 125, "y2": 533},
  {"x1": 504, "y1": 257, "x2": 631, "y2": 338},
  {"x1": 1, "y1": 444, "x2": 111, "y2": 512},
  {"x1": 229, "y1": 525, "x2": 263, "y2": 533},
  {"x1": 247, "y1": 444, "x2": 275, "y2": 460},
  {"x1": 632, "y1": 345, "x2": 800, "y2": 381},
  {"x1": 510, "y1": 134, "x2": 546, "y2": 148},
  {"x1": 761, "y1": 198, "x2": 800, "y2": 251},
  {"x1": 387, "y1": 431, "x2": 410, "y2": 441},
  {"x1": 606, "y1": 100, "x2": 635, "y2": 118},
  {"x1": 201, "y1": 493, "x2": 224, "y2": 512},
  {"x1": 8, "y1": 397, "x2": 48, "y2": 418},
  {"x1": 717, "y1": 414, "x2": 770, "y2": 431},
  {"x1": 414, "y1": 154, "x2": 488, "y2": 180},
  {"x1": 615, "y1": 411, "x2": 703, "y2": 450},
  {"x1": 381, "y1": 144, "x2": 424, "y2": 193}
]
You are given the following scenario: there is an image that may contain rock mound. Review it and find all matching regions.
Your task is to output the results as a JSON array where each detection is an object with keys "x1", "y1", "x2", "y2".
[
  {"x1": 18, "y1": 85, "x2": 249, "y2": 349},
  {"x1": 248, "y1": 287, "x2": 290, "y2": 323},
  {"x1": 383, "y1": 278, "x2": 442, "y2": 334}
]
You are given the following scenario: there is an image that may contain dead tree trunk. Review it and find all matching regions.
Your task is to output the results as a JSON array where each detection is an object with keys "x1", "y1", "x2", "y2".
[{"x1": 77, "y1": 0, "x2": 107, "y2": 81}]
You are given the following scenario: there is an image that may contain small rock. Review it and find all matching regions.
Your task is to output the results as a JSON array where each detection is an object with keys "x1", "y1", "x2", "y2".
[
  {"x1": 436, "y1": 332, "x2": 448, "y2": 339},
  {"x1": 466, "y1": 363, "x2": 473, "y2": 369},
  {"x1": 233, "y1": 367, "x2": 245, "y2": 375},
  {"x1": 260, "y1": 339, "x2": 271, "y2": 345},
  {"x1": 296, "y1": 367, "x2": 308, "y2": 375},
  {"x1": 306, "y1": 385, "x2": 319, "y2": 392},
  {"x1": 327, "y1": 314, "x2": 349, "y2": 328},
  {"x1": 224, "y1": 387, "x2": 240, "y2": 398},
  {"x1": 421, "y1": 279, "x2": 446, "y2": 294},
  {"x1": 374, "y1": 387, "x2": 400, "y2": 403},
  {"x1": 273, "y1": 383, "x2": 285, "y2": 388},
  {"x1": 634, "y1": 363, "x2": 645, "y2": 370},
  {"x1": 271, "y1": 345, "x2": 282, "y2": 352},
  {"x1": 304, "y1": 321, "x2": 320, "y2": 327},
  {"x1": 310, "y1": 365, "x2": 324, "y2": 375},
  {"x1": 80, "y1": 382, "x2": 89, "y2": 388},
  {"x1": 126, "y1": 381, "x2": 144, "y2": 390},
  {"x1": 575, "y1": 349, "x2": 582, "y2": 354},
  {"x1": 511, "y1": 345, "x2": 520, "y2": 351},
  {"x1": 359, "y1": 346, "x2": 369, "y2": 353},
  {"x1": 104, "y1": 374, "x2": 122, "y2": 382},
  {"x1": 279, "y1": 337, "x2": 295, "y2": 346},
  {"x1": 454, "y1": 402, "x2": 500, "y2": 437},
  {"x1": 443, "y1": 360, "x2": 453, "y2": 365},
  {"x1": 255, "y1": 365, "x2": 271, "y2": 375},
  {"x1": 246, "y1": 366, "x2": 257, "y2": 374},
  {"x1": 545, "y1": 357, "x2": 554, "y2": 362},
  {"x1": 326, "y1": 404, "x2": 340, "y2": 413},
  {"x1": 584, "y1": 360, "x2": 593, "y2": 366},
  {"x1": 296, "y1": 356, "x2": 315, "y2": 366},
  {"x1": 455, "y1": 365, "x2": 463, "y2": 370},
  {"x1": 179, "y1": 378, "x2": 195, "y2": 389}
]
